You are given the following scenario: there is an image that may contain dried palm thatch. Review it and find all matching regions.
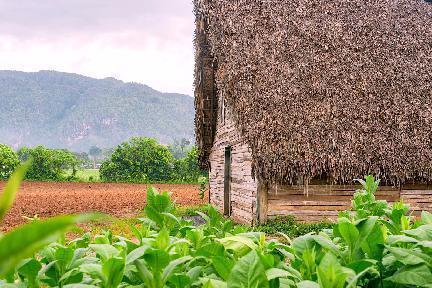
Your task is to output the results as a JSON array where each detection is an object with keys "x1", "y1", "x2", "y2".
[{"x1": 194, "y1": 0, "x2": 432, "y2": 185}]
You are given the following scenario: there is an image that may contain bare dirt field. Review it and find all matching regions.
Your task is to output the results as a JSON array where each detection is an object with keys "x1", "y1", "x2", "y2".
[{"x1": 0, "y1": 181, "x2": 207, "y2": 231}]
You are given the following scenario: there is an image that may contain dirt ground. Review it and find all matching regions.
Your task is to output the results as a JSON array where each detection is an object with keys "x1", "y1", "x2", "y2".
[{"x1": 0, "y1": 181, "x2": 207, "y2": 230}]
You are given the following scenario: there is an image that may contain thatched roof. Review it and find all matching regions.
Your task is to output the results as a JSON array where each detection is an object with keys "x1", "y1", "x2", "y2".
[{"x1": 194, "y1": 0, "x2": 432, "y2": 185}]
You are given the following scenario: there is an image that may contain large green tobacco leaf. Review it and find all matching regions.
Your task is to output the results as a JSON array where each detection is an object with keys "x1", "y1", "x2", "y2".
[
  {"x1": 297, "y1": 281, "x2": 320, "y2": 288},
  {"x1": 403, "y1": 224, "x2": 432, "y2": 241},
  {"x1": 58, "y1": 268, "x2": 84, "y2": 286},
  {"x1": 169, "y1": 273, "x2": 191, "y2": 288},
  {"x1": 335, "y1": 218, "x2": 359, "y2": 261},
  {"x1": 89, "y1": 244, "x2": 120, "y2": 262},
  {"x1": 63, "y1": 285, "x2": 98, "y2": 288},
  {"x1": 202, "y1": 278, "x2": 228, "y2": 288},
  {"x1": 212, "y1": 256, "x2": 233, "y2": 280},
  {"x1": 355, "y1": 217, "x2": 378, "y2": 246},
  {"x1": 219, "y1": 235, "x2": 258, "y2": 257},
  {"x1": 16, "y1": 258, "x2": 42, "y2": 288},
  {"x1": 346, "y1": 259, "x2": 376, "y2": 274},
  {"x1": 386, "y1": 246, "x2": 431, "y2": 266},
  {"x1": 335, "y1": 217, "x2": 378, "y2": 262},
  {"x1": 161, "y1": 256, "x2": 192, "y2": 284},
  {"x1": 144, "y1": 248, "x2": 170, "y2": 272},
  {"x1": 421, "y1": 211, "x2": 432, "y2": 225},
  {"x1": 387, "y1": 235, "x2": 418, "y2": 245},
  {"x1": 102, "y1": 257, "x2": 125, "y2": 288},
  {"x1": 80, "y1": 263, "x2": 104, "y2": 281},
  {"x1": 0, "y1": 214, "x2": 99, "y2": 277},
  {"x1": 196, "y1": 242, "x2": 225, "y2": 257},
  {"x1": 0, "y1": 161, "x2": 31, "y2": 221},
  {"x1": 360, "y1": 223, "x2": 386, "y2": 261},
  {"x1": 227, "y1": 250, "x2": 269, "y2": 288},
  {"x1": 265, "y1": 268, "x2": 291, "y2": 280},
  {"x1": 317, "y1": 253, "x2": 354, "y2": 288},
  {"x1": 126, "y1": 245, "x2": 149, "y2": 265},
  {"x1": 135, "y1": 259, "x2": 154, "y2": 287},
  {"x1": 145, "y1": 188, "x2": 175, "y2": 226},
  {"x1": 55, "y1": 246, "x2": 74, "y2": 270},
  {"x1": 291, "y1": 233, "x2": 340, "y2": 260},
  {"x1": 386, "y1": 264, "x2": 432, "y2": 287}
]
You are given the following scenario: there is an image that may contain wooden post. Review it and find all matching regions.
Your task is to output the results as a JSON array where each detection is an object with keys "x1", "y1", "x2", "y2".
[
  {"x1": 224, "y1": 146, "x2": 232, "y2": 216},
  {"x1": 257, "y1": 178, "x2": 268, "y2": 224}
]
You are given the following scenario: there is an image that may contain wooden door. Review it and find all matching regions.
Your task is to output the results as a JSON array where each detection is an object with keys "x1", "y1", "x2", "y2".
[{"x1": 224, "y1": 146, "x2": 232, "y2": 216}]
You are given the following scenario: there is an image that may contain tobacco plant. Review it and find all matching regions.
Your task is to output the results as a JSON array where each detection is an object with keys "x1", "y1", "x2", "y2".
[{"x1": 2, "y1": 170, "x2": 432, "y2": 287}]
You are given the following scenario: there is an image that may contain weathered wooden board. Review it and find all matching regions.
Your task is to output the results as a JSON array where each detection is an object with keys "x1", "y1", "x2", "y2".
[{"x1": 268, "y1": 184, "x2": 432, "y2": 222}]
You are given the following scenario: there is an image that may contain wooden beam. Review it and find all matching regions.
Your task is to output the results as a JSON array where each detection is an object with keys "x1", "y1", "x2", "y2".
[
  {"x1": 257, "y1": 178, "x2": 268, "y2": 224},
  {"x1": 224, "y1": 146, "x2": 232, "y2": 216}
]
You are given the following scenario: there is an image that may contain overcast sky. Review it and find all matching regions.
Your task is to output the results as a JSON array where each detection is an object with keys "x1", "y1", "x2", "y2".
[{"x1": 0, "y1": 0, "x2": 195, "y2": 95}]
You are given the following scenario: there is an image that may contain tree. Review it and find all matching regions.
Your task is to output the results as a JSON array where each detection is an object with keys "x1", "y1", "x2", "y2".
[
  {"x1": 0, "y1": 144, "x2": 19, "y2": 180},
  {"x1": 100, "y1": 137, "x2": 174, "y2": 183},
  {"x1": 17, "y1": 146, "x2": 79, "y2": 181},
  {"x1": 172, "y1": 146, "x2": 207, "y2": 183},
  {"x1": 179, "y1": 138, "x2": 191, "y2": 153},
  {"x1": 89, "y1": 146, "x2": 102, "y2": 169},
  {"x1": 168, "y1": 138, "x2": 193, "y2": 159},
  {"x1": 102, "y1": 147, "x2": 114, "y2": 160},
  {"x1": 74, "y1": 152, "x2": 91, "y2": 168}
]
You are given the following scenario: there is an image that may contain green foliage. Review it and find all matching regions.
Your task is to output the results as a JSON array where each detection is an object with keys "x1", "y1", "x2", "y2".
[
  {"x1": 257, "y1": 216, "x2": 334, "y2": 239},
  {"x1": 0, "y1": 161, "x2": 31, "y2": 221},
  {"x1": 74, "y1": 152, "x2": 92, "y2": 168},
  {"x1": 0, "y1": 144, "x2": 19, "y2": 180},
  {"x1": 176, "y1": 205, "x2": 212, "y2": 218},
  {"x1": 89, "y1": 146, "x2": 103, "y2": 169},
  {"x1": 198, "y1": 176, "x2": 208, "y2": 200},
  {"x1": 17, "y1": 146, "x2": 79, "y2": 181},
  {"x1": 0, "y1": 162, "x2": 101, "y2": 279},
  {"x1": 100, "y1": 137, "x2": 174, "y2": 183},
  {"x1": 168, "y1": 138, "x2": 193, "y2": 159},
  {"x1": 1, "y1": 138, "x2": 205, "y2": 184},
  {"x1": 3, "y1": 174, "x2": 432, "y2": 288},
  {"x1": 100, "y1": 137, "x2": 206, "y2": 184},
  {"x1": 144, "y1": 187, "x2": 178, "y2": 230},
  {"x1": 89, "y1": 146, "x2": 102, "y2": 157},
  {"x1": 0, "y1": 70, "x2": 194, "y2": 152},
  {"x1": 172, "y1": 147, "x2": 207, "y2": 183},
  {"x1": 1, "y1": 183, "x2": 293, "y2": 287},
  {"x1": 76, "y1": 169, "x2": 100, "y2": 182},
  {"x1": 345, "y1": 175, "x2": 388, "y2": 219}
]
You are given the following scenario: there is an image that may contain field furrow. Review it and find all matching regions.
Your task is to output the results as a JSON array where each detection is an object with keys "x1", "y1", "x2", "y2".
[{"x1": 0, "y1": 181, "x2": 206, "y2": 230}]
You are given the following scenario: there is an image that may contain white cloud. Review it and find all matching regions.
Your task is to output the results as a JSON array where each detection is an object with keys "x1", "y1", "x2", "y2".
[{"x1": 0, "y1": 0, "x2": 195, "y2": 95}]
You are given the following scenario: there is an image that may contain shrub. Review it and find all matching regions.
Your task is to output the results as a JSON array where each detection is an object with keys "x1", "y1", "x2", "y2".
[
  {"x1": 168, "y1": 138, "x2": 193, "y2": 159},
  {"x1": 100, "y1": 137, "x2": 174, "y2": 183},
  {"x1": 172, "y1": 146, "x2": 207, "y2": 183},
  {"x1": 0, "y1": 144, "x2": 19, "y2": 180},
  {"x1": 256, "y1": 215, "x2": 334, "y2": 238},
  {"x1": 99, "y1": 138, "x2": 207, "y2": 184},
  {"x1": 17, "y1": 146, "x2": 79, "y2": 181},
  {"x1": 198, "y1": 176, "x2": 208, "y2": 199}
]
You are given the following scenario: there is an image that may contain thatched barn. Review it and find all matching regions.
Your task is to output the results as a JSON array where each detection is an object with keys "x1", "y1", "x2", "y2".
[{"x1": 194, "y1": 0, "x2": 432, "y2": 224}]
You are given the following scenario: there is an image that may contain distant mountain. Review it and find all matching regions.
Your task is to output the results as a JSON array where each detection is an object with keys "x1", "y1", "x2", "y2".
[{"x1": 0, "y1": 70, "x2": 194, "y2": 151}]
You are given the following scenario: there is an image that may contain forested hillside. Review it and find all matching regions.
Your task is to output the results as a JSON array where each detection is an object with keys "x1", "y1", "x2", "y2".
[{"x1": 0, "y1": 70, "x2": 194, "y2": 151}]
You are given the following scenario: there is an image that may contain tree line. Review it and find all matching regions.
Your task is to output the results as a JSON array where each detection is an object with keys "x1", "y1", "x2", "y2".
[{"x1": 0, "y1": 137, "x2": 207, "y2": 183}]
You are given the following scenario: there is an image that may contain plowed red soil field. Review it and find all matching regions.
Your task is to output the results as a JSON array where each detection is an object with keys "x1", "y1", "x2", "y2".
[{"x1": 0, "y1": 181, "x2": 206, "y2": 231}]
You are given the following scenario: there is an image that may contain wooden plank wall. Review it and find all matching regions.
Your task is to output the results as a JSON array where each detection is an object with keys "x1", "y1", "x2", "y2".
[
  {"x1": 208, "y1": 94, "x2": 257, "y2": 224},
  {"x1": 268, "y1": 184, "x2": 432, "y2": 222},
  {"x1": 401, "y1": 185, "x2": 432, "y2": 216}
]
